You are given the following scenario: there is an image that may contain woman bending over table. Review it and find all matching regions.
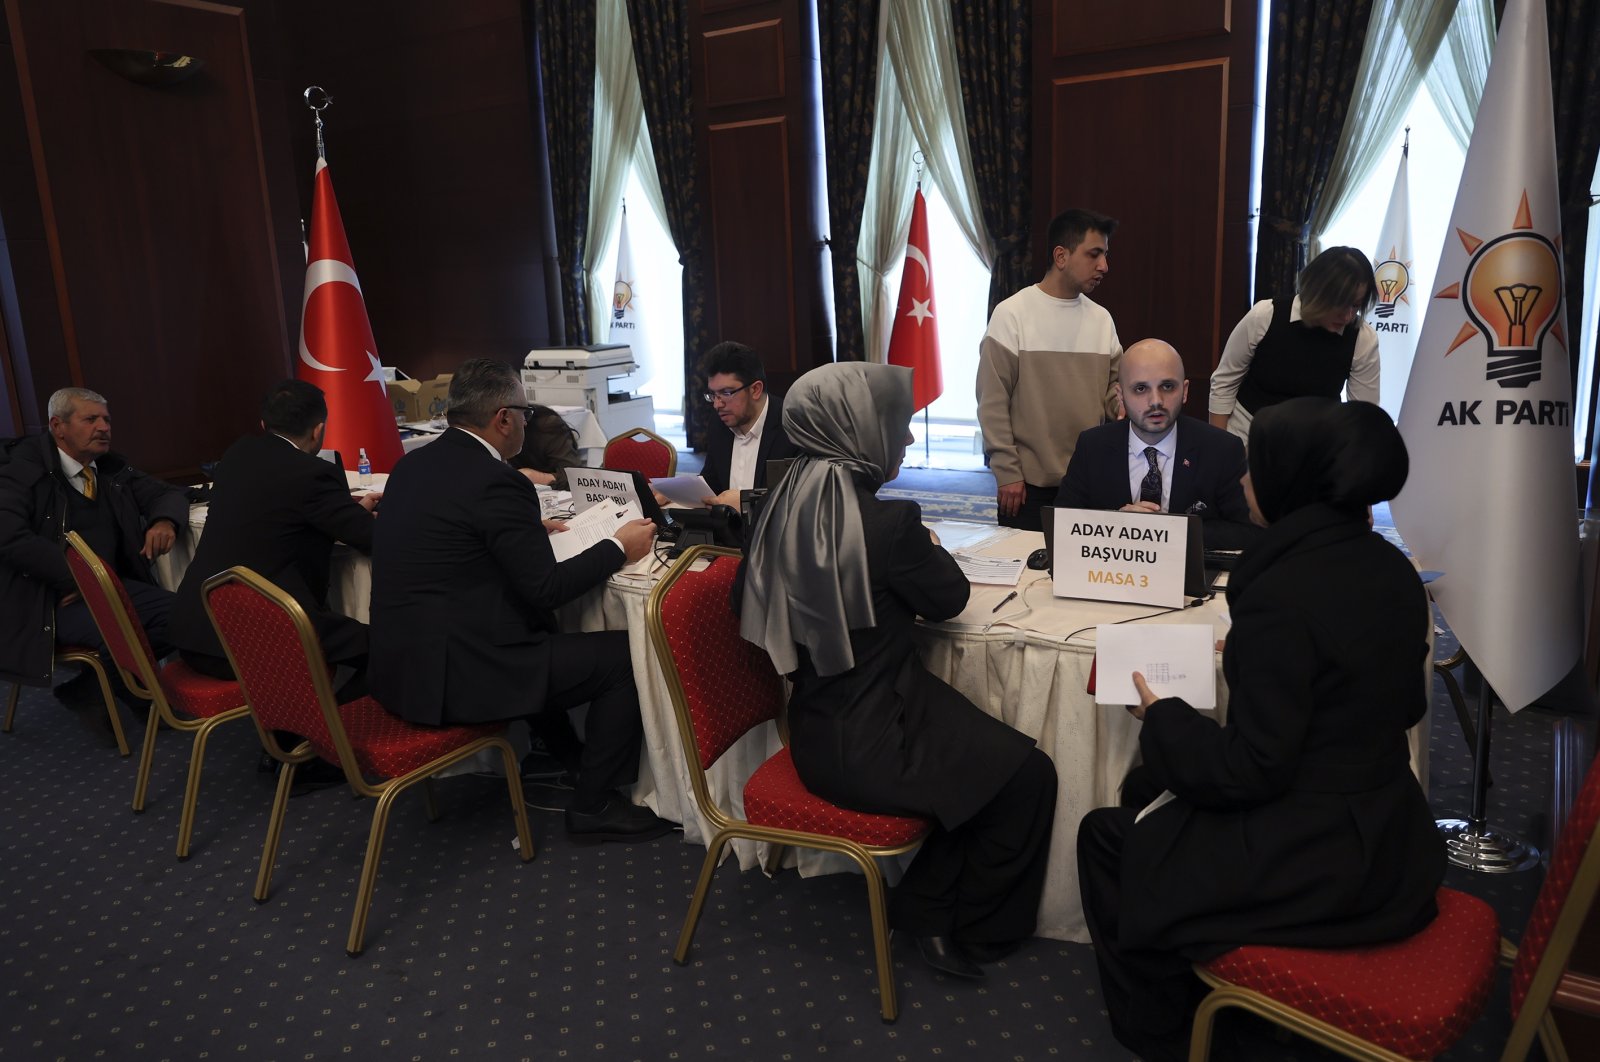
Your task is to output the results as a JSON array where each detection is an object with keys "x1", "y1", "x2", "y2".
[
  {"x1": 1077, "y1": 397, "x2": 1444, "y2": 1061},
  {"x1": 1209, "y1": 246, "x2": 1381, "y2": 446},
  {"x1": 737, "y1": 361, "x2": 1058, "y2": 981}
]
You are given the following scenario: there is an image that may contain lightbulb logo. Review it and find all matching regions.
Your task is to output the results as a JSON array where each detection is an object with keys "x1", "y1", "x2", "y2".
[
  {"x1": 1438, "y1": 191, "x2": 1565, "y2": 389},
  {"x1": 1373, "y1": 258, "x2": 1410, "y2": 318},
  {"x1": 612, "y1": 280, "x2": 634, "y2": 323}
]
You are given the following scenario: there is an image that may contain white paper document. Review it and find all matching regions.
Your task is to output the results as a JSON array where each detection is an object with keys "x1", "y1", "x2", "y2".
[
  {"x1": 649, "y1": 474, "x2": 717, "y2": 508},
  {"x1": 548, "y1": 499, "x2": 634, "y2": 562},
  {"x1": 1094, "y1": 623, "x2": 1216, "y2": 709},
  {"x1": 950, "y1": 553, "x2": 1025, "y2": 586}
]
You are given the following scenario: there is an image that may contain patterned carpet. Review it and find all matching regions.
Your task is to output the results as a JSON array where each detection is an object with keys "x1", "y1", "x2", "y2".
[{"x1": 0, "y1": 471, "x2": 1573, "y2": 1061}]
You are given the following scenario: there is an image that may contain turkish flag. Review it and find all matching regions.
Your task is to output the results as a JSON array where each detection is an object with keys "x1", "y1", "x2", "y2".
[
  {"x1": 886, "y1": 188, "x2": 943, "y2": 412},
  {"x1": 296, "y1": 158, "x2": 405, "y2": 473}
]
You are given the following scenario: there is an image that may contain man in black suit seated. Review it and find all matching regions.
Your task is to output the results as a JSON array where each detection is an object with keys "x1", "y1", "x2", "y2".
[
  {"x1": 1055, "y1": 339, "x2": 1263, "y2": 552},
  {"x1": 0, "y1": 387, "x2": 187, "y2": 707},
  {"x1": 169, "y1": 379, "x2": 379, "y2": 691},
  {"x1": 695, "y1": 341, "x2": 799, "y2": 509},
  {"x1": 369, "y1": 358, "x2": 670, "y2": 843}
]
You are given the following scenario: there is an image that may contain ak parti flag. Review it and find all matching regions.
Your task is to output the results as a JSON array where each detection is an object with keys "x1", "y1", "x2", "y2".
[
  {"x1": 887, "y1": 189, "x2": 943, "y2": 412},
  {"x1": 296, "y1": 157, "x2": 405, "y2": 473},
  {"x1": 1371, "y1": 141, "x2": 1418, "y2": 419},
  {"x1": 1391, "y1": 0, "x2": 1580, "y2": 711}
]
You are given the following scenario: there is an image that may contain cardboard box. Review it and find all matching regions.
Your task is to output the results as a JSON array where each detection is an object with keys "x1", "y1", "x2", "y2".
[
  {"x1": 416, "y1": 374, "x2": 453, "y2": 423},
  {"x1": 386, "y1": 379, "x2": 424, "y2": 423}
]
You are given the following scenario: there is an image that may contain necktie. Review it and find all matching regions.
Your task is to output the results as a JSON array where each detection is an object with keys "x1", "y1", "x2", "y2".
[
  {"x1": 80, "y1": 466, "x2": 97, "y2": 500},
  {"x1": 1139, "y1": 447, "x2": 1162, "y2": 507}
]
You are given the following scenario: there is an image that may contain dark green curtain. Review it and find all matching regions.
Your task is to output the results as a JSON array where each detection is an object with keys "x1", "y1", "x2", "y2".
[
  {"x1": 624, "y1": 0, "x2": 717, "y2": 448},
  {"x1": 1254, "y1": 1, "x2": 1374, "y2": 300},
  {"x1": 528, "y1": 1, "x2": 595, "y2": 345},
  {"x1": 817, "y1": 0, "x2": 882, "y2": 362},
  {"x1": 951, "y1": 0, "x2": 1032, "y2": 316},
  {"x1": 1548, "y1": 0, "x2": 1600, "y2": 413}
]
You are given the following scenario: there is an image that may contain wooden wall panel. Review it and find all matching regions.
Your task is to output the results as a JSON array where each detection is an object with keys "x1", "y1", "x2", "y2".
[
  {"x1": 689, "y1": 0, "x2": 827, "y2": 396},
  {"x1": 1035, "y1": 0, "x2": 1257, "y2": 410},
  {"x1": 1, "y1": 0, "x2": 289, "y2": 476},
  {"x1": 1048, "y1": 60, "x2": 1229, "y2": 381},
  {"x1": 707, "y1": 118, "x2": 796, "y2": 361}
]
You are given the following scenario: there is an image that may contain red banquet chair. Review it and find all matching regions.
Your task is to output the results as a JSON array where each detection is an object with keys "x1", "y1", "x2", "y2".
[
  {"x1": 201, "y1": 564, "x2": 535, "y2": 956},
  {"x1": 646, "y1": 545, "x2": 930, "y2": 1023},
  {"x1": 1188, "y1": 751, "x2": 1600, "y2": 1061},
  {"x1": 63, "y1": 531, "x2": 247, "y2": 858},
  {"x1": 603, "y1": 426, "x2": 677, "y2": 481},
  {"x1": 4, "y1": 645, "x2": 128, "y2": 756}
]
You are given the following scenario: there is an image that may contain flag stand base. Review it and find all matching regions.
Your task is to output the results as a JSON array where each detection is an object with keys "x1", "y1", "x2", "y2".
[
  {"x1": 1433, "y1": 652, "x2": 1540, "y2": 873},
  {"x1": 1434, "y1": 818, "x2": 1541, "y2": 873}
]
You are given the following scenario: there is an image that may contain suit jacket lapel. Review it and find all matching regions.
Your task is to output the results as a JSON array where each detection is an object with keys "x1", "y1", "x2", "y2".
[{"x1": 1169, "y1": 421, "x2": 1199, "y2": 514}]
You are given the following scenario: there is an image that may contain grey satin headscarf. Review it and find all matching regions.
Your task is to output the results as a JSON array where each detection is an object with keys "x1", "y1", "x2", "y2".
[{"x1": 739, "y1": 362, "x2": 915, "y2": 677}]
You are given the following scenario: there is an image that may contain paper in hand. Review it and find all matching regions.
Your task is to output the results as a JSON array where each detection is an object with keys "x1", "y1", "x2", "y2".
[
  {"x1": 549, "y1": 498, "x2": 635, "y2": 562},
  {"x1": 650, "y1": 474, "x2": 718, "y2": 507},
  {"x1": 1094, "y1": 623, "x2": 1216, "y2": 709}
]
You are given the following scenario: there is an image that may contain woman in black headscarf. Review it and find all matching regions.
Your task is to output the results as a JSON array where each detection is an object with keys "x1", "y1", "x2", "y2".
[
  {"x1": 1076, "y1": 397, "x2": 1445, "y2": 1062},
  {"x1": 738, "y1": 361, "x2": 1057, "y2": 980}
]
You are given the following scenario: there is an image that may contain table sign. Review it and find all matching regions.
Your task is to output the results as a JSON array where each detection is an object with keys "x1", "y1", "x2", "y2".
[
  {"x1": 1049, "y1": 507, "x2": 1188, "y2": 607},
  {"x1": 569, "y1": 467, "x2": 646, "y2": 519}
]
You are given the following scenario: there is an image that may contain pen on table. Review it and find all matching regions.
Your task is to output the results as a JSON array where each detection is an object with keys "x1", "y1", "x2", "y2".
[{"x1": 991, "y1": 590, "x2": 1018, "y2": 614}]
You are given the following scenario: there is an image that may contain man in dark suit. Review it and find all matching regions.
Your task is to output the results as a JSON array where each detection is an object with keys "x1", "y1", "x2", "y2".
[
  {"x1": 0, "y1": 387, "x2": 187, "y2": 706},
  {"x1": 369, "y1": 358, "x2": 668, "y2": 843},
  {"x1": 1055, "y1": 339, "x2": 1263, "y2": 552},
  {"x1": 695, "y1": 341, "x2": 798, "y2": 508},
  {"x1": 169, "y1": 379, "x2": 379, "y2": 687}
]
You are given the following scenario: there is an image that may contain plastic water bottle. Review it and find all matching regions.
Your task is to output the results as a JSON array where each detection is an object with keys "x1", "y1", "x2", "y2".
[{"x1": 358, "y1": 448, "x2": 372, "y2": 487}]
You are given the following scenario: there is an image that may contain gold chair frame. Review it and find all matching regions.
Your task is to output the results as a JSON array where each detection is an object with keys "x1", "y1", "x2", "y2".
[
  {"x1": 5, "y1": 647, "x2": 129, "y2": 756},
  {"x1": 1189, "y1": 790, "x2": 1600, "y2": 1061},
  {"x1": 64, "y1": 531, "x2": 248, "y2": 857},
  {"x1": 646, "y1": 545, "x2": 927, "y2": 1023},
  {"x1": 202, "y1": 564, "x2": 536, "y2": 956},
  {"x1": 603, "y1": 426, "x2": 679, "y2": 477}
]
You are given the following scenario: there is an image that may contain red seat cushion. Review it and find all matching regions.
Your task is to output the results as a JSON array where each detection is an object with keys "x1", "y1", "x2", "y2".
[
  {"x1": 307, "y1": 696, "x2": 504, "y2": 779},
  {"x1": 1201, "y1": 888, "x2": 1500, "y2": 1060},
  {"x1": 158, "y1": 660, "x2": 243, "y2": 719},
  {"x1": 742, "y1": 746, "x2": 928, "y2": 849}
]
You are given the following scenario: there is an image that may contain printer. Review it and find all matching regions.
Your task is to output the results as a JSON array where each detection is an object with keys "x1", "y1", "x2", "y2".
[{"x1": 522, "y1": 344, "x2": 655, "y2": 443}]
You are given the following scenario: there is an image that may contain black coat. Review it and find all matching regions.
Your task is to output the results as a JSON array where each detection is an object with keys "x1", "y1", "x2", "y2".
[
  {"x1": 0, "y1": 433, "x2": 188, "y2": 685},
  {"x1": 742, "y1": 483, "x2": 1035, "y2": 829},
  {"x1": 168, "y1": 433, "x2": 376, "y2": 665},
  {"x1": 1118, "y1": 502, "x2": 1444, "y2": 958},
  {"x1": 368, "y1": 427, "x2": 624, "y2": 726},
  {"x1": 699, "y1": 393, "x2": 800, "y2": 495},
  {"x1": 1055, "y1": 416, "x2": 1263, "y2": 551}
]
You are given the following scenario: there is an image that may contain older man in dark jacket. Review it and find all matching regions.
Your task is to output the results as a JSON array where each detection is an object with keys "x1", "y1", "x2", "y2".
[{"x1": 0, "y1": 387, "x2": 187, "y2": 697}]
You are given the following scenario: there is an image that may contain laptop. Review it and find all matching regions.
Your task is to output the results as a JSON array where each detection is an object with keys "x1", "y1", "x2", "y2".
[{"x1": 1040, "y1": 507, "x2": 1209, "y2": 599}]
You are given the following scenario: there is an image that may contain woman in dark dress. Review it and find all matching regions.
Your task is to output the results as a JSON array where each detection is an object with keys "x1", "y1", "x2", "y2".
[
  {"x1": 1077, "y1": 397, "x2": 1445, "y2": 1062},
  {"x1": 738, "y1": 361, "x2": 1058, "y2": 980},
  {"x1": 1209, "y1": 246, "x2": 1382, "y2": 446}
]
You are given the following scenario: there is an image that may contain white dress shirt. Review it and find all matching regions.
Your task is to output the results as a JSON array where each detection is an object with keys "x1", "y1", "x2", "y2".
[
  {"x1": 727, "y1": 397, "x2": 770, "y2": 494},
  {"x1": 1125, "y1": 426, "x2": 1179, "y2": 511},
  {"x1": 56, "y1": 448, "x2": 96, "y2": 496}
]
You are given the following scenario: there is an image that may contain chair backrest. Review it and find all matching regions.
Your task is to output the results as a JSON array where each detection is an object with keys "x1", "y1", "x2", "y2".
[
  {"x1": 201, "y1": 566, "x2": 349, "y2": 761},
  {"x1": 647, "y1": 545, "x2": 783, "y2": 787},
  {"x1": 1509, "y1": 756, "x2": 1600, "y2": 1023},
  {"x1": 603, "y1": 427, "x2": 677, "y2": 480},
  {"x1": 63, "y1": 531, "x2": 160, "y2": 695}
]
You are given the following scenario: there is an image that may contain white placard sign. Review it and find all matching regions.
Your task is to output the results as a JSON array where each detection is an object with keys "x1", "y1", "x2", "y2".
[
  {"x1": 568, "y1": 467, "x2": 644, "y2": 518},
  {"x1": 1050, "y1": 507, "x2": 1188, "y2": 607}
]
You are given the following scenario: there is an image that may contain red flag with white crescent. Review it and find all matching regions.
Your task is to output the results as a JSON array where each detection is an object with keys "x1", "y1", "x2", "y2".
[
  {"x1": 887, "y1": 189, "x2": 943, "y2": 412},
  {"x1": 296, "y1": 157, "x2": 405, "y2": 473}
]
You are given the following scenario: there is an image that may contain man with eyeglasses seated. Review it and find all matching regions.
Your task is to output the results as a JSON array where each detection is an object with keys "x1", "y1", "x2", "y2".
[
  {"x1": 368, "y1": 358, "x2": 671, "y2": 844},
  {"x1": 694, "y1": 341, "x2": 798, "y2": 510}
]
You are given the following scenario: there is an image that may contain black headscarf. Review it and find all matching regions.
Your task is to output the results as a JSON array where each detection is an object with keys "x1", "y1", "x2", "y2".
[{"x1": 1247, "y1": 398, "x2": 1408, "y2": 523}]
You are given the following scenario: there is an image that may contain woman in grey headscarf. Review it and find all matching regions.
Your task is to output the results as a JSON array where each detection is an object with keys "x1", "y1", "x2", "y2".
[
  {"x1": 1076, "y1": 398, "x2": 1444, "y2": 1061},
  {"x1": 738, "y1": 362, "x2": 1057, "y2": 980}
]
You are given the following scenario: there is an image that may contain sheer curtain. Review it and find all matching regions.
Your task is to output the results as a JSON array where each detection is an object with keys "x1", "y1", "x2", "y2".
[
  {"x1": 1309, "y1": 0, "x2": 1459, "y2": 256},
  {"x1": 584, "y1": 0, "x2": 667, "y2": 341},
  {"x1": 856, "y1": 0, "x2": 993, "y2": 361},
  {"x1": 1425, "y1": 0, "x2": 1495, "y2": 151}
]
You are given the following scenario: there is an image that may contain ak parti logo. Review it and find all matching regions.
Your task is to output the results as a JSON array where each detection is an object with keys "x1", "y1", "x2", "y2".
[
  {"x1": 1373, "y1": 257, "x2": 1411, "y2": 319},
  {"x1": 1438, "y1": 191, "x2": 1564, "y2": 389}
]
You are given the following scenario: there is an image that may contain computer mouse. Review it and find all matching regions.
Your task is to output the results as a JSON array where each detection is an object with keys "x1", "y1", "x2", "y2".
[{"x1": 1026, "y1": 548, "x2": 1050, "y2": 570}]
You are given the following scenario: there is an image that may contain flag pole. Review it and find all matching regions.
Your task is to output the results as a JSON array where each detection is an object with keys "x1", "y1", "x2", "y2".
[
  {"x1": 303, "y1": 85, "x2": 331, "y2": 158},
  {"x1": 913, "y1": 152, "x2": 931, "y2": 465}
]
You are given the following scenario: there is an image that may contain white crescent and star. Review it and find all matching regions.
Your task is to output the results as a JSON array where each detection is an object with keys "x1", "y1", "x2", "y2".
[
  {"x1": 299, "y1": 258, "x2": 366, "y2": 376},
  {"x1": 903, "y1": 243, "x2": 934, "y2": 325}
]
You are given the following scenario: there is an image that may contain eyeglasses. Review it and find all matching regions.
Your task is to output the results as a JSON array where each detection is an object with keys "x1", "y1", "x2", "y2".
[
  {"x1": 500, "y1": 404, "x2": 536, "y2": 423},
  {"x1": 701, "y1": 383, "x2": 751, "y2": 404}
]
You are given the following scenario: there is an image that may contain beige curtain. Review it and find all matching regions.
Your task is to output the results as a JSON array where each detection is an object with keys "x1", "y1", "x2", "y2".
[
  {"x1": 857, "y1": 47, "x2": 920, "y2": 363},
  {"x1": 1309, "y1": 0, "x2": 1459, "y2": 256},
  {"x1": 1424, "y1": 0, "x2": 1494, "y2": 151}
]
